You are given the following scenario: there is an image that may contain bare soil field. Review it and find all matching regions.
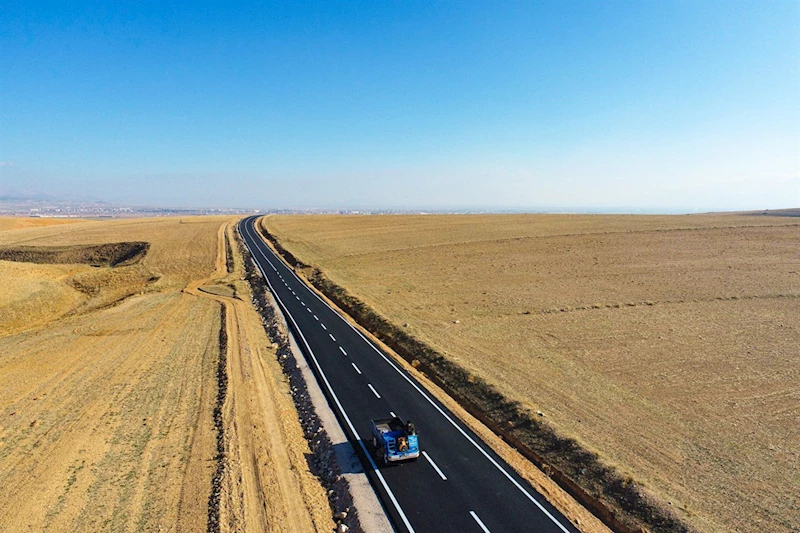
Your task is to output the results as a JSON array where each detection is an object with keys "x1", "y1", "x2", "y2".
[
  {"x1": 0, "y1": 216, "x2": 332, "y2": 532},
  {"x1": 264, "y1": 213, "x2": 800, "y2": 533}
]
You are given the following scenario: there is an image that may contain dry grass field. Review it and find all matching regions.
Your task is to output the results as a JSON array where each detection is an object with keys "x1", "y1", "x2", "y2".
[
  {"x1": 0, "y1": 216, "x2": 332, "y2": 532},
  {"x1": 264, "y1": 213, "x2": 800, "y2": 533}
]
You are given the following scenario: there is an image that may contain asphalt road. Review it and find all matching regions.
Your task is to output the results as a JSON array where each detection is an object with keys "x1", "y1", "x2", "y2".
[{"x1": 239, "y1": 216, "x2": 581, "y2": 533}]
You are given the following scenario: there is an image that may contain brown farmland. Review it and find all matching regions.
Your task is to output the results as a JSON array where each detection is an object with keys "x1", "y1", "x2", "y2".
[
  {"x1": 0, "y1": 216, "x2": 332, "y2": 532},
  {"x1": 264, "y1": 213, "x2": 800, "y2": 533}
]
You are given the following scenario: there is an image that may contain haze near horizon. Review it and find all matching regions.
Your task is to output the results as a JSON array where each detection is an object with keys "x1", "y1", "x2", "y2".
[{"x1": 1, "y1": 1, "x2": 798, "y2": 212}]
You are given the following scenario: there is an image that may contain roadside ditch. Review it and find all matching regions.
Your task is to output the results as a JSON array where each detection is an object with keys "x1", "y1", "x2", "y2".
[{"x1": 207, "y1": 304, "x2": 228, "y2": 533}]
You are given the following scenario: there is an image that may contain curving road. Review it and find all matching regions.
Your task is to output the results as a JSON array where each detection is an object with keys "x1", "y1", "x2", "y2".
[{"x1": 239, "y1": 216, "x2": 580, "y2": 533}]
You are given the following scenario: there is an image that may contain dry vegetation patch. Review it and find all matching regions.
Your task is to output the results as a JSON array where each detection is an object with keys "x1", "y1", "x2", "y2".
[{"x1": 264, "y1": 213, "x2": 800, "y2": 533}]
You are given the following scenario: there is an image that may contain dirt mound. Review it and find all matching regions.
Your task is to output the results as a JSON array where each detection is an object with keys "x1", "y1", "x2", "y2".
[{"x1": 0, "y1": 242, "x2": 149, "y2": 267}]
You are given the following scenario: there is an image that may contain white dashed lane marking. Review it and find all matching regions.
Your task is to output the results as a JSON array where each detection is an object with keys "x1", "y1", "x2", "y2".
[
  {"x1": 329, "y1": 334, "x2": 336, "y2": 342},
  {"x1": 321, "y1": 323, "x2": 327, "y2": 330},
  {"x1": 470, "y1": 511, "x2": 491, "y2": 532},
  {"x1": 422, "y1": 451, "x2": 447, "y2": 481},
  {"x1": 368, "y1": 384, "x2": 381, "y2": 398},
  {"x1": 351, "y1": 363, "x2": 362, "y2": 375},
  {"x1": 339, "y1": 346, "x2": 347, "y2": 356}
]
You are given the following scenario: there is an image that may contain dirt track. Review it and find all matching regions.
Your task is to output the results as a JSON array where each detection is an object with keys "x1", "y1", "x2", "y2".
[{"x1": 188, "y1": 222, "x2": 333, "y2": 532}]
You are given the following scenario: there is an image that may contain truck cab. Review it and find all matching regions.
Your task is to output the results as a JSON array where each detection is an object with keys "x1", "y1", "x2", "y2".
[{"x1": 370, "y1": 416, "x2": 420, "y2": 464}]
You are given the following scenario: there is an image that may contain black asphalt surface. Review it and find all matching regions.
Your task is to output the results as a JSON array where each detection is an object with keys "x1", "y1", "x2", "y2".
[{"x1": 239, "y1": 216, "x2": 581, "y2": 533}]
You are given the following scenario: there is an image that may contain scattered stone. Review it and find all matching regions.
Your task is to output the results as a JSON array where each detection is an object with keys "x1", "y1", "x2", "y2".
[
  {"x1": 453, "y1": 320, "x2": 460, "y2": 324},
  {"x1": 537, "y1": 410, "x2": 544, "y2": 417},
  {"x1": 337, "y1": 524, "x2": 349, "y2": 533}
]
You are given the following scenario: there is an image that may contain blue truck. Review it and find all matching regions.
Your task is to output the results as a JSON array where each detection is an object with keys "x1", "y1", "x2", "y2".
[{"x1": 370, "y1": 416, "x2": 420, "y2": 464}]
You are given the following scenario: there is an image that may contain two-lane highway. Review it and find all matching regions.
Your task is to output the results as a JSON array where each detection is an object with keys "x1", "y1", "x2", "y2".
[{"x1": 239, "y1": 216, "x2": 580, "y2": 533}]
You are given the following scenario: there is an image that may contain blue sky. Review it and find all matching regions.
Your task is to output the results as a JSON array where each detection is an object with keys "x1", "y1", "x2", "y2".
[{"x1": 1, "y1": 1, "x2": 798, "y2": 211}]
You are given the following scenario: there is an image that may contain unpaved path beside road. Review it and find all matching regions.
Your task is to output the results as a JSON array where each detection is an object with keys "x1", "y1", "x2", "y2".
[{"x1": 187, "y1": 221, "x2": 333, "y2": 533}]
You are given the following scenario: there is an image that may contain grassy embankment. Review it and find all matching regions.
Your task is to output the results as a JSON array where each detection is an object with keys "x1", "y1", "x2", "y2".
[{"x1": 263, "y1": 213, "x2": 800, "y2": 533}]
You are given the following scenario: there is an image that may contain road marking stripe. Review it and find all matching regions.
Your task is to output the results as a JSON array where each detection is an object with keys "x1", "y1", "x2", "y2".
[
  {"x1": 351, "y1": 362, "x2": 362, "y2": 375},
  {"x1": 314, "y1": 315, "x2": 319, "y2": 320},
  {"x1": 253, "y1": 219, "x2": 571, "y2": 533},
  {"x1": 422, "y1": 451, "x2": 447, "y2": 480},
  {"x1": 240, "y1": 220, "x2": 416, "y2": 533},
  {"x1": 321, "y1": 323, "x2": 327, "y2": 330},
  {"x1": 307, "y1": 307, "x2": 312, "y2": 313},
  {"x1": 390, "y1": 411, "x2": 396, "y2": 417},
  {"x1": 368, "y1": 384, "x2": 381, "y2": 398},
  {"x1": 470, "y1": 511, "x2": 491, "y2": 532},
  {"x1": 329, "y1": 334, "x2": 336, "y2": 341},
  {"x1": 339, "y1": 346, "x2": 347, "y2": 356}
]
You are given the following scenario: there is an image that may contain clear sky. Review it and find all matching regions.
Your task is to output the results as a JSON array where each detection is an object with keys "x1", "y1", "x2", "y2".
[{"x1": 1, "y1": 1, "x2": 798, "y2": 211}]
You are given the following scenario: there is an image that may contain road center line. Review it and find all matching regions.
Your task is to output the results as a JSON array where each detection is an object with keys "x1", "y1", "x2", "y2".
[
  {"x1": 339, "y1": 346, "x2": 347, "y2": 356},
  {"x1": 321, "y1": 323, "x2": 327, "y2": 330},
  {"x1": 368, "y1": 384, "x2": 381, "y2": 398},
  {"x1": 422, "y1": 451, "x2": 447, "y2": 480},
  {"x1": 329, "y1": 333, "x2": 336, "y2": 342},
  {"x1": 470, "y1": 511, "x2": 491, "y2": 532},
  {"x1": 351, "y1": 362, "x2": 362, "y2": 375}
]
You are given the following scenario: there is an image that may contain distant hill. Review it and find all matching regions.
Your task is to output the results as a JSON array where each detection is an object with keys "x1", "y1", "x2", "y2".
[{"x1": 739, "y1": 208, "x2": 800, "y2": 217}]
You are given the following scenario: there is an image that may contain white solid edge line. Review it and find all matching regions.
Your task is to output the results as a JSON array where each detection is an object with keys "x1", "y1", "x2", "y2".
[
  {"x1": 329, "y1": 334, "x2": 336, "y2": 342},
  {"x1": 470, "y1": 511, "x2": 491, "y2": 533},
  {"x1": 339, "y1": 346, "x2": 347, "y2": 356},
  {"x1": 240, "y1": 220, "x2": 416, "y2": 533},
  {"x1": 422, "y1": 451, "x2": 447, "y2": 481},
  {"x1": 251, "y1": 217, "x2": 571, "y2": 533},
  {"x1": 368, "y1": 384, "x2": 381, "y2": 399},
  {"x1": 352, "y1": 362, "x2": 362, "y2": 375}
]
